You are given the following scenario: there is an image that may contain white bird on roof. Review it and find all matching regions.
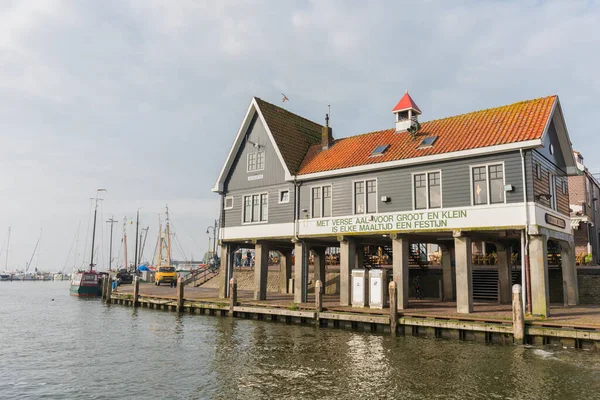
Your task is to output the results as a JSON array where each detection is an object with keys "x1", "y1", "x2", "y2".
[{"x1": 281, "y1": 93, "x2": 289, "y2": 102}]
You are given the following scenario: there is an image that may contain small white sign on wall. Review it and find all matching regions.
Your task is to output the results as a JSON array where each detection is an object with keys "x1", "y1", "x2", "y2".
[{"x1": 248, "y1": 174, "x2": 264, "y2": 181}]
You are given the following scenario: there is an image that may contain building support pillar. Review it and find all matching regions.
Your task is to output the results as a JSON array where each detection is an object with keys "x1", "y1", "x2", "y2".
[
  {"x1": 560, "y1": 240, "x2": 579, "y2": 306},
  {"x1": 253, "y1": 242, "x2": 270, "y2": 301},
  {"x1": 454, "y1": 234, "x2": 473, "y2": 314},
  {"x1": 496, "y1": 243, "x2": 512, "y2": 304},
  {"x1": 312, "y1": 247, "x2": 327, "y2": 289},
  {"x1": 441, "y1": 245, "x2": 454, "y2": 301},
  {"x1": 529, "y1": 234, "x2": 550, "y2": 317},
  {"x1": 279, "y1": 250, "x2": 293, "y2": 294},
  {"x1": 392, "y1": 236, "x2": 409, "y2": 310},
  {"x1": 294, "y1": 242, "x2": 308, "y2": 303},
  {"x1": 218, "y1": 244, "x2": 233, "y2": 299},
  {"x1": 339, "y1": 238, "x2": 356, "y2": 306}
]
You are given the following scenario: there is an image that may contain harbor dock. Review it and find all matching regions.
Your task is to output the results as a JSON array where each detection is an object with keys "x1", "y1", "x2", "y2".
[{"x1": 107, "y1": 277, "x2": 600, "y2": 351}]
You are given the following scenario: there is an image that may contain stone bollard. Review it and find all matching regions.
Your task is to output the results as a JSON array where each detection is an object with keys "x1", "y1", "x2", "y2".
[
  {"x1": 389, "y1": 281, "x2": 398, "y2": 336},
  {"x1": 177, "y1": 277, "x2": 184, "y2": 312},
  {"x1": 106, "y1": 276, "x2": 113, "y2": 304},
  {"x1": 229, "y1": 278, "x2": 237, "y2": 315},
  {"x1": 133, "y1": 276, "x2": 140, "y2": 308},
  {"x1": 512, "y1": 284, "x2": 525, "y2": 344},
  {"x1": 315, "y1": 279, "x2": 323, "y2": 316}
]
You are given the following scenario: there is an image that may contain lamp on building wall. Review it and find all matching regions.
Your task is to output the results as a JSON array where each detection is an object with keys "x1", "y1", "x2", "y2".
[{"x1": 535, "y1": 193, "x2": 552, "y2": 201}]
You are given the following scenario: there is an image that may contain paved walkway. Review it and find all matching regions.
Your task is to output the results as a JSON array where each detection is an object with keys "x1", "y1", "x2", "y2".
[{"x1": 115, "y1": 283, "x2": 600, "y2": 328}]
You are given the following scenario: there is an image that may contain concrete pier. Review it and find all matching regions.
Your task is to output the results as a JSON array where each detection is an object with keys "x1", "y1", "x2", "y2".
[{"x1": 454, "y1": 235, "x2": 473, "y2": 314}]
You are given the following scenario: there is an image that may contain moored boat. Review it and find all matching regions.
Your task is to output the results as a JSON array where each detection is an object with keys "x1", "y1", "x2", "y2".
[{"x1": 70, "y1": 189, "x2": 106, "y2": 297}]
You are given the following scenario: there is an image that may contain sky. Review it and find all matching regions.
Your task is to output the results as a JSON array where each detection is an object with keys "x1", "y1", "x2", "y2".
[{"x1": 0, "y1": 0, "x2": 599, "y2": 272}]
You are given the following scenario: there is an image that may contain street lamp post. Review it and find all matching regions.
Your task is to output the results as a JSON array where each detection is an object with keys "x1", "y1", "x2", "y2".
[{"x1": 206, "y1": 219, "x2": 219, "y2": 263}]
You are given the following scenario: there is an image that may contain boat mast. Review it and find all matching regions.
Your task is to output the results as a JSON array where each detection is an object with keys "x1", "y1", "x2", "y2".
[
  {"x1": 157, "y1": 220, "x2": 163, "y2": 267},
  {"x1": 26, "y1": 230, "x2": 42, "y2": 273},
  {"x1": 165, "y1": 205, "x2": 172, "y2": 267},
  {"x1": 123, "y1": 218, "x2": 128, "y2": 271},
  {"x1": 89, "y1": 189, "x2": 106, "y2": 272},
  {"x1": 4, "y1": 227, "x2": 10, "y2": 272},
  {"x1": 106, "y1": 216, "x2": 118, "y2": 271}
]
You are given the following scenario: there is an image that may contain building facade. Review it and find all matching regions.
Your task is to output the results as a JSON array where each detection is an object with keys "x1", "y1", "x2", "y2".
[
  {"x1": 214, "y1": 93, "x2": 579, "y2": 317},
  {"x1": 569, "y1": 151, "x2": 600, "y2": 264}
]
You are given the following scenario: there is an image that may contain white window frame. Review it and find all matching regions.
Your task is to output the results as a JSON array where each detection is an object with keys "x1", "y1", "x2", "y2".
[
  {"x1": 309, "y1": 184, "x2": 333, "y2": 218},
  {"x1": 247, "y1": 150, "x2": 266, "y2": 173},
  {"x1": 352, "y1": 178, "x2": 378, "y2": 215},
  {"x1": 469, "y1": 162, "x2": 506, "y2": 206},
  {"x1": 224, "y1": 196, "x2": 234, "y2": 210},
  {"x1": 535, "y1": 162, "x2": 542, "y2": 180},
  {"x1": 411, "y1": 170, "x2": 443, "y2": 210},
  {"x1": 278, "y1": 189, "x2": 290, "y2": 204},
  {"x1": 241, "y1": 192, "x2": 268, "y2": 225}
]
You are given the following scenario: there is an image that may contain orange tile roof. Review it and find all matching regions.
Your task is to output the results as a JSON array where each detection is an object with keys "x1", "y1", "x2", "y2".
[{"x1": 298, "y1": 95, "x2": 556, "y2": 175}]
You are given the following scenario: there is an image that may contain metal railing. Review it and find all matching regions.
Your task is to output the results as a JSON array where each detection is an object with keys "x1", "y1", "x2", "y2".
[{"x1": 181, "y1": 266, "x2": 219, "y2": 287}]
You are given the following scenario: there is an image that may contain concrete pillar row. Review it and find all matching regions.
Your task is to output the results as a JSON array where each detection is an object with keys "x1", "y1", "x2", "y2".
[
  {"x1": 311, "y1": 247, "x2": 327, "y2": 287},
  {"x1": 294, "y1": 242, "x2": 308, "y2": 303},
  {"x1": 496, "y1": 243, "x2": 512, "y2": 305},
  {"x1": 254, "y1": 242, "x2": 270, "y2": 301},
  {"x1": 529, "y1": 234, "x2": 550, "y2": 317},
  {"x1": 440, "y1": 245, "x2": 454, "y2": 302},
  {"x1": 279, "y1": 250, "x2": 293, "y2": 294},
  {"x1": 559, "y1": 240, "x2": 579, "y2": 306},
  {"x1": 454, "y1": 235, "x2": 473, "y2": 314},
  {"x1": 392, "y1": 237, "x2": 409, "y2": 310},
  {"x1": 339, "y1": 238, "x2": 356, "y2": 306}
]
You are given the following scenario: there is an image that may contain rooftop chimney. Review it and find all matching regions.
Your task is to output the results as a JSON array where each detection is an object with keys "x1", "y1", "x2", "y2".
[
  {"x1": 322, "y1": 113, "x2": 333, "y2": 150},
  {"x1": 392, "y1": 91, "x2": 421, "y2": 132}
]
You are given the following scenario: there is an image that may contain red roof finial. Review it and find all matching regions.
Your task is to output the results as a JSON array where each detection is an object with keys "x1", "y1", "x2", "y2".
[{"x1": 392, "y1": 91, "x2": 421, "y2": 114}]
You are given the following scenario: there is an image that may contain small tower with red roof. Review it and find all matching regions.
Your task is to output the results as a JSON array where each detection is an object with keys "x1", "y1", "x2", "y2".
[{"x1": 393, "y1": 91, "x2": 421, "y2": 132}]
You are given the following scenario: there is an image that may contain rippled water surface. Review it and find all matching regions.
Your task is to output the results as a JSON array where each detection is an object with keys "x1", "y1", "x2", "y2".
[{"x1": 1, "y1": 282, "x2": 600, "y2": 399}]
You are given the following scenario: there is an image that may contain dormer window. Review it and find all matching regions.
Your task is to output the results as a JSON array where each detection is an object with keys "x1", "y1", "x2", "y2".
[{"x1": 247, "y1": 150, "x2": 265, "y2": 172}]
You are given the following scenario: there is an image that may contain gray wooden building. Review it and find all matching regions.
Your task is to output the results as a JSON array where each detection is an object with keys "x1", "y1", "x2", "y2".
[{"x1": 213, "y1": 92, "x2": 578, "y2": 317}]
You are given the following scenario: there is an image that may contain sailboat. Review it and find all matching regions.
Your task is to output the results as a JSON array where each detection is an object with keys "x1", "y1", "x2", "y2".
[
  {"x1": 70, "y1": 190, "x2": 106, "y2": 296},
  {"x1": 0, "y1": 227, "x2": 10, "y2": 281},
  {"x1": 153, "y1": 206, "x2": 177, "y2": 286}
]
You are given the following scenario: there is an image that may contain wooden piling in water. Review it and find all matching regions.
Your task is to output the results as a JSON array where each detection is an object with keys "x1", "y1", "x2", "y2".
[
  {"x1": 389, "y1": 281, "x2": 398, "y2": 336},
  {"x1": 229, "y1": 278, "x2": 237, "y2": 315},
  {"x1": 177, "y1": 277, "x2": 184, "y2": 312},
  {"x1": 133, "y1": 276, "x2": 139, "y2": 307},
  {"x1": 106, "y1": 276, "x2": 113, "y2": 304},
  {"x1": 315, "y1": 280, "x2": 323, "y2": 323},
  {"x1": 512, "y1": 284, "x2": 524, "y2": 344}
]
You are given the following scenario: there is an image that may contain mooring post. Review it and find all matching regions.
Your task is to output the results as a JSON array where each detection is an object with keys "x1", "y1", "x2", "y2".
[
  {"x1": 562, "y1": 280, "x2": 569, "y2": 308},
  {"x1": 106, "y1": 276, "x2": 113, "y2": 304},
  {"x1": 133, "y1": 276, "x2": 140, "y2": 307},
  {"x1": 177, "y1": 277, "x2": 184, "y2": 312},
  {"x1": 512, "y1": 284, "x2": 525, "y2": 344},
  {"x1": 315, "y1": 279, "x2": 323, "y2": 319},
  {"x1": 229, "y1": 277, "x2": 237, "y2": 315},
  {"x1": 100, "y1": 276, "x2": 106, "y2": 300},
  {"x1": 389, "y1": 281, "x2": 398, "y2": 336}
]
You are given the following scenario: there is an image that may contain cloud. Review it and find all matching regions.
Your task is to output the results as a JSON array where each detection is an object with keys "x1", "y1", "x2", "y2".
[{"x1": 0, "y1": 0, "x2": 599, "y2": 269}]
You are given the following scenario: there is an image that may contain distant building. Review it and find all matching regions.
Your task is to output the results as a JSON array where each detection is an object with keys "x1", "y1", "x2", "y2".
[{"x1": 569, "y1": 151, "x2": 600, "y2": 264}]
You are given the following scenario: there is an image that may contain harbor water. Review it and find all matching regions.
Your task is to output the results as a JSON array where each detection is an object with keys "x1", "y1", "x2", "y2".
[{"x1": 1, "y1": 282, "x2": 600, "y2": 399}]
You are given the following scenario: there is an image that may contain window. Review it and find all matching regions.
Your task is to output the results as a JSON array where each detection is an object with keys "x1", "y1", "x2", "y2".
[
  {"x1": 413, "y1": 172, "x2": 441, "y2": 209},
  {"x1": 311, "y1": 185, "x2": 332, "y2": 218},
  {"x1": 418, "y1": 136, "x2": 438, "y2": 149},
  {"x1": 279, "y1": 189, "x2": 290, "y2": 204},
  {"x1": 370, "y1": 144, "x2": 389, "y2": 157},
  {"x1": 472, "y1": 164, "x2": 505, "y2": 205},
  {"x1": 243, "y1": 193, "x2": 268, "y2": 223},
  {"x1": 354, "y1": 179, "x2": 377, "y2": 214},
  {"x1": 247, "y1": 150, "x2": 265, "y2": 172},
  {"x1": 549, "y1": 173, "x2": 557, "y2": 211},
  {"x1": 535, "y1": 163, "x2": 541, "y2": 180},
  {"x1": 224, "y1": 196, "x2": 234, "y2": 210},
  {"x1": 549, "y1": 144, "x2": 554, "y2": 155}
]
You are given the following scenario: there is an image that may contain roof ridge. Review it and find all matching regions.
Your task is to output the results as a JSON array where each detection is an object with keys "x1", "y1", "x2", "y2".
[{"x1": 254, "y1": 97, "x2": 325, "y2": 129}]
